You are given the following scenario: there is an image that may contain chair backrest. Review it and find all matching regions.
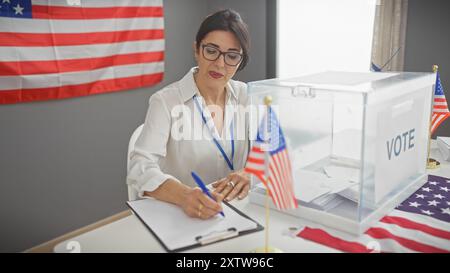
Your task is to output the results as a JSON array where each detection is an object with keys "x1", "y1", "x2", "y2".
[{"x1": 127, "y1": 124, "x2": 144, "y2": 201}]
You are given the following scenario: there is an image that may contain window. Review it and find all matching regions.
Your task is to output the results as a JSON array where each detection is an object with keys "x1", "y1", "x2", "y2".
[{"x1": 277, "y1": 0, "x2": 377, "y2": 78}]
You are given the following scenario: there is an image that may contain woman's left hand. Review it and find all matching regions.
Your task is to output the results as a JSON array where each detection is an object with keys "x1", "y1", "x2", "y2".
[{"x1": 212, "y1": 170, "x2": 250, "y2": 201}]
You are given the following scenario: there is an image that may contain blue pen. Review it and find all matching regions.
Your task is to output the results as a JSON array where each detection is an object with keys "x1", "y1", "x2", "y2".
[{"x1": 191, "y1": 171, "x2": 225, "y2": 217}]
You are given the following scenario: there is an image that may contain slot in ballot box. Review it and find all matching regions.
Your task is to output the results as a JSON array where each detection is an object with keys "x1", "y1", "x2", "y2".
[{"x1": 247, "y1": 71, "x2": 436, "y2": 235}]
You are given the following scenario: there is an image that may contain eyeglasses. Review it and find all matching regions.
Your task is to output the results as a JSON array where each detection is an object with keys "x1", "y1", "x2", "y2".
[{"x1": 201, "y1": 44, "x2": 243, "y2": 66}]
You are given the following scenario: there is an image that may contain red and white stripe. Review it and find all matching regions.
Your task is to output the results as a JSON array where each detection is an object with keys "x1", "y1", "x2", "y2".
[
  {"x1": 297, "y1": 210, "x2": 450, "y2": 253},
  {"x1": 245, "y1": 144, "x2": 298, "y2": 210},
  {"x1": 0, "y1": 0, "x2": 164, "y2": 104},
  {"x1": 431, "y1": 94, "x2": 450, "y2": 134}
]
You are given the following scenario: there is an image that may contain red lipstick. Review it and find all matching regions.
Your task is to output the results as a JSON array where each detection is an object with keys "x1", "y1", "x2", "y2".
[{"x1": 209, "y1": 71, "x2": 224, "y2": 79}]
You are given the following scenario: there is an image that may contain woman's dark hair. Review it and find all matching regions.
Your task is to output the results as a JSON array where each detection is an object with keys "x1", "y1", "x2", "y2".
[{"x1": 195, "y1": 9, "x2": 250, "y2": 71}]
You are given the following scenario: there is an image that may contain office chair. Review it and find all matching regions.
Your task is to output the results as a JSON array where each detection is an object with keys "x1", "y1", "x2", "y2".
[{"x1": 127, "y1": 124, "x2": 144, "y2": 201}]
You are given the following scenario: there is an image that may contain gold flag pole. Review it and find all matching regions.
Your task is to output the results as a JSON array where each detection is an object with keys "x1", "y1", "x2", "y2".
[
  {"x1": 264, "y1": 179, "x2": 270, "y2": 253},
  {"x1": 252, "y1": 95, "x2": 282, "y2": 253},
  {"x1": 427, "y1": 64, "x2": 440, "y2": 169},
  {"x1": 264, "y1": 96, "x2": 271, "y2": 253}
]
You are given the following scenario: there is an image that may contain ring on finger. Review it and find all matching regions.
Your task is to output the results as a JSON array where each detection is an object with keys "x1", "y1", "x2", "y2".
[
  {"x1": 197, "y1": 204, "x2": 203, "y2": 217},
  {"x1": 228, "y1": 181, "x2": 236, "y2": 188}
]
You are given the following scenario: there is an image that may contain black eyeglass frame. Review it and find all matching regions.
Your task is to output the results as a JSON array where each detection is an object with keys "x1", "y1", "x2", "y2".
[{"x1": 201, "y1": 44, "x2": 243, "y2": 66}]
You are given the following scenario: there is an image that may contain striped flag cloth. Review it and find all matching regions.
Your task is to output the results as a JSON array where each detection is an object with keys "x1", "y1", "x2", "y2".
[
  {"x1": 297, "y1": 175, "x2": 450, "y2": 253},
  {"x1": 245, "y1": 106, "x2": 298, "y2": 210},
  {"x1": 0, "y1": 0, "x2": 164, "y2": 104},
  {"x1": 431, "y1": 71, "x2": 450, "y2": 134}
]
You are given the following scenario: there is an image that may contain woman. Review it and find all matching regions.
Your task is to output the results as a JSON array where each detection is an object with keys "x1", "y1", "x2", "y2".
[{"x1": 127, "y1": 9, "x2": 251, "y2": 220}]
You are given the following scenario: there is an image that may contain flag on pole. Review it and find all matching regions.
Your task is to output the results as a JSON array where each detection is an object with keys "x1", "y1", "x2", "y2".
[
  {"x1": 245, "y1": 106, "x2": 298, "y2": 210},
  {"x1": 370, "y1": 47, "x2": 401, "y2": 72},
  {"x1": 370, "y1": 62, "x2": 381, "y2": 72},
  {"x1": 0, "y1": 0, "x2": 164, "y2": 104},
  {"x1": 297, "y1": 175, "x2": 450, "y2": 253},
  {"x1": 431, "y1": 72, "x2": 450, "y2": 134}
]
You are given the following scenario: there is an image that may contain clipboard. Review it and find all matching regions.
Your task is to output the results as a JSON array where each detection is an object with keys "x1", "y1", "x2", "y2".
[{"x1": 127, "y1": 199, "x2": 263, "y2": 253}]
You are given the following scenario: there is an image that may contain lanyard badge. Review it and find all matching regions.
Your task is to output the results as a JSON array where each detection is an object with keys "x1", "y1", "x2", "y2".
[{"x1": 193, "y1": 95, "x2": 235, "y2": 171}]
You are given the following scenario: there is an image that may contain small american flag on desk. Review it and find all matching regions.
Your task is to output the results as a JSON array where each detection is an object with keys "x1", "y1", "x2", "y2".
[
  {"x1": 245, "y1": 105, "x2": 298, "y2": 210},
  {"x1": 297, "y1": 175, "x2": 450, "y2": 253},
  {"x1": 0, "y1": 0, "x2": 164, "y2": 104},
  {"x1": 431, "y1": 71, "x2": 450, "y2": 134}
]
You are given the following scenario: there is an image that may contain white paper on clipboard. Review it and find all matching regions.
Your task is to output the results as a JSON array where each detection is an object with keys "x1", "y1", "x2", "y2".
[{"x1": 127, "y1": 198, "x2": 260, "y2": 252}]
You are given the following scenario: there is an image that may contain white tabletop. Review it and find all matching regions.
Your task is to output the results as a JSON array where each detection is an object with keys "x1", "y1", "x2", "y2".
[{"x1": 54, "y1": 141, "x2": 450, "y2": 253}]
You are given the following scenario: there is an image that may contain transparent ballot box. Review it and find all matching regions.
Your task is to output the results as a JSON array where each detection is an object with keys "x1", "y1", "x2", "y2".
[{"x1": 247, "y1": 71, "x2": 436, "y2": 235}]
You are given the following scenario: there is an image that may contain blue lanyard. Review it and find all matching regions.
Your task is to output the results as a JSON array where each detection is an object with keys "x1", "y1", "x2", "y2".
[{"x1": 193, "y1": 95, "x2": 235, "y2": 171}]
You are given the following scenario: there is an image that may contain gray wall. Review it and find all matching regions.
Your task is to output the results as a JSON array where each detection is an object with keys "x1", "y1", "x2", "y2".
[
  {"x1": 0, "y1": 0, "x2": 268, "y2": 252},
  {"x1": 404, "y1": 0, "x2": 450, "y2": 137}
]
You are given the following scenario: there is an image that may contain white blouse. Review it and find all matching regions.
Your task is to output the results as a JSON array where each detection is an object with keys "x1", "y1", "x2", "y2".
[{"x1": 127, "y1": 67, "x2": 250, "y2": 197}]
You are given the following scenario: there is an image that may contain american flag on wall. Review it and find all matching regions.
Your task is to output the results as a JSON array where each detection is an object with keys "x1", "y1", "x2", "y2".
[
  {"x1": 431, "y1": 71, "x2": 450, "y2": 134},
  {"x1": 0, "y1": 0, "x2": 164, "y2": 104},
  {"x1": 297, "y1": 175, "x2": 450, "y2": 253},
  {"x1": 245, "y1": 105, "x2": 298, "y2": 210}
]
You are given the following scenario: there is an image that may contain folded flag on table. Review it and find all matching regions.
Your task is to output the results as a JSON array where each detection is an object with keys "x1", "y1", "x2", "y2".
[{"x1": 297, "y1": 175, "x2": 450, "y2": 253}]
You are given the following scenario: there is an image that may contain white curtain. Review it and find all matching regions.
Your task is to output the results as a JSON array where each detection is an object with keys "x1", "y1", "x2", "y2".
[{"x1": 371, "y1": 0, "x2": 409, "y2": 71}]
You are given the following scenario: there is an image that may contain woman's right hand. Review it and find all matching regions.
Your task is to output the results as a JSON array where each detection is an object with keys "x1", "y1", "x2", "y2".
[{"x1": 180, "y1": 188, "x2": 224, "y2": 219}]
